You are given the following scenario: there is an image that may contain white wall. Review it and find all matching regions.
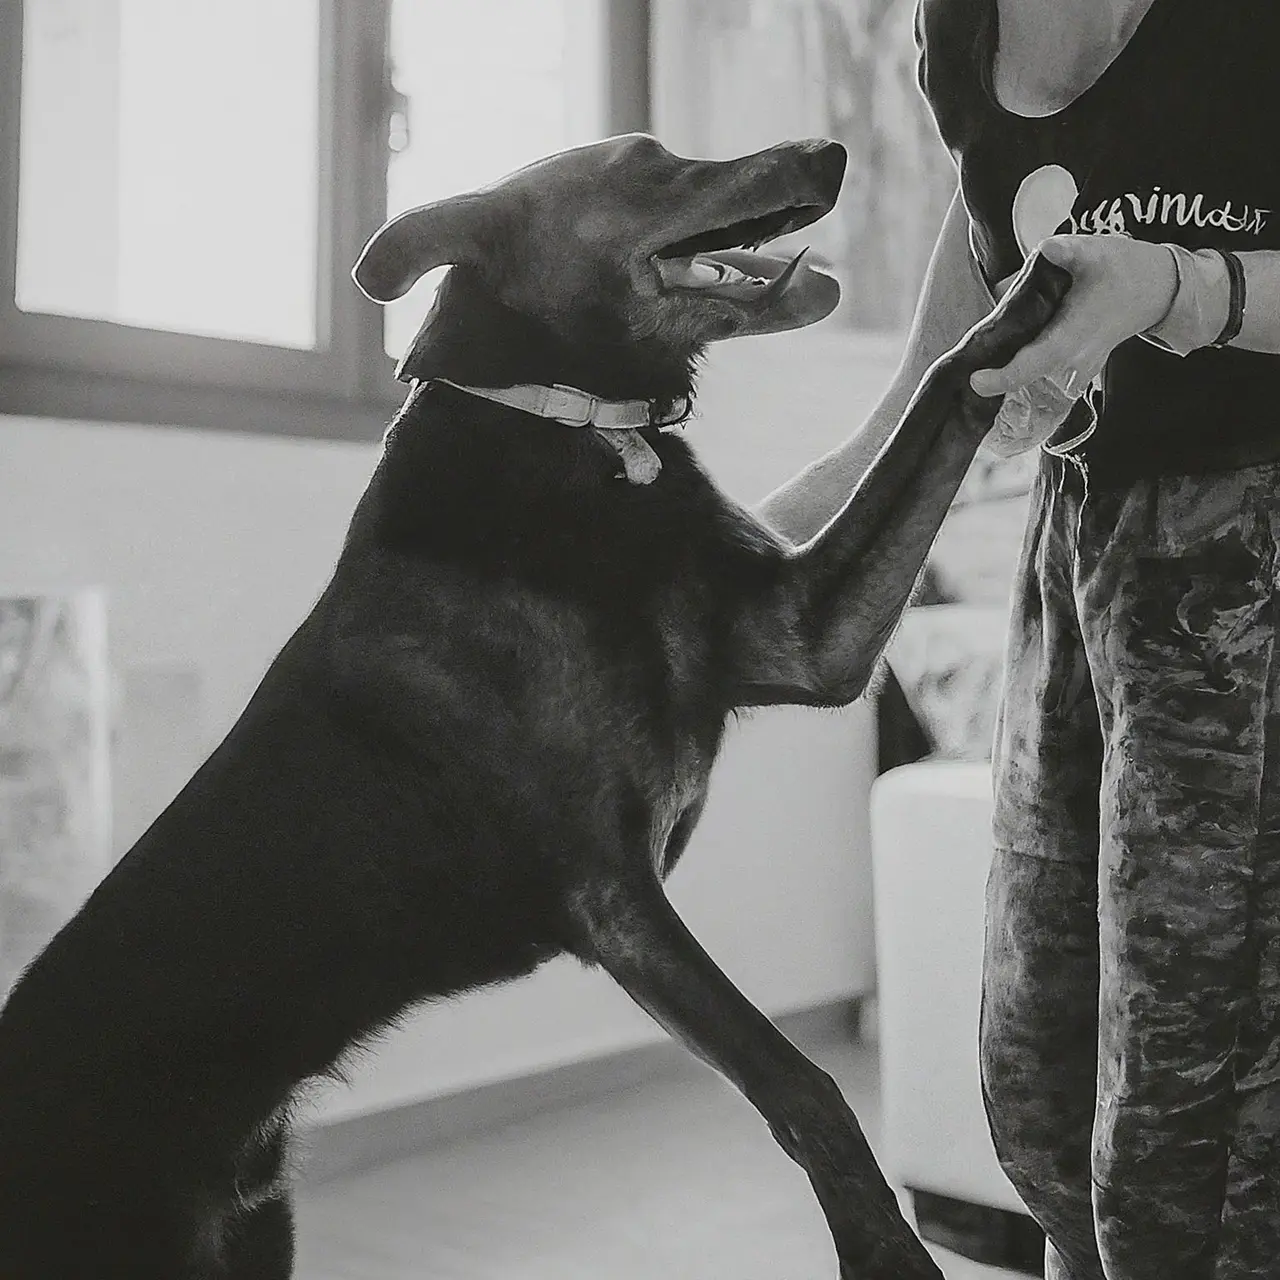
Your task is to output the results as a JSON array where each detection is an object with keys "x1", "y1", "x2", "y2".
[{"x1": 0, "y1": 325, "x2": 901, "y2": 1121}]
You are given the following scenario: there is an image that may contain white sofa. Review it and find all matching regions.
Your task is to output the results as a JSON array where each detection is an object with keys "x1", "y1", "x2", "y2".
[{"x1": 871, "y1": 760, "x2": 1042, "y2": 1269}]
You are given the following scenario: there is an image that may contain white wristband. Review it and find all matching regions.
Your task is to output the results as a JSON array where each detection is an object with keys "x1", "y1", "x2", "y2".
[{"x1": 1141, "y1": 244, "x2": 1231, "y2": 357}]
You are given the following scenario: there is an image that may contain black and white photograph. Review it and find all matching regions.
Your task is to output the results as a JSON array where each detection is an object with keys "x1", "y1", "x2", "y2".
[{"x1": 1, "y1": 2, "x2": 1278, "y2": 1277}]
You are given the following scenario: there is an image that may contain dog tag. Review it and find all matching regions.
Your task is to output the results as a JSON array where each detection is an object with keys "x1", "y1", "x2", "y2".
[{"x1": 599, "y1": 428, "x2": 662, "y2": 485}]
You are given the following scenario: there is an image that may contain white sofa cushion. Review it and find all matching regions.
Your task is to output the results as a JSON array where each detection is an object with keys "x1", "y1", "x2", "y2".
[{"x1": 870, "y1": 760, "x2": 1029, "y2": 1215}]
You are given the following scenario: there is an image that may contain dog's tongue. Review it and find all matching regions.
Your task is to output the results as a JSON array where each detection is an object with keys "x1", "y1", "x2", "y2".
[
  {"x1": 712, "y1": 247, "x2": 840, "y2": 335},
  {"x1": 654, "y1": 247, "x2": 839, "y2": 335}
]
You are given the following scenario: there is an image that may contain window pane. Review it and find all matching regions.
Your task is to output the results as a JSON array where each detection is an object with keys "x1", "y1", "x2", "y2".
[
  {"x1": 16, "y1": 0, "x2": 320, "y2": 348},
  {"x1": 656, "y1": 0, "x2": 954, "y2": 333},
  {"x1": 382, "y1": 0, "x2": 605, "y2": 361}
]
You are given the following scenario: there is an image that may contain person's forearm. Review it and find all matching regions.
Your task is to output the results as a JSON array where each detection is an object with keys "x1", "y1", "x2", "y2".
[
  {"x1": 1145, "y1": 248, "x2": 1280, "y2": 356},
  {"x1": 756, "y1": 186, "x2": 992, "y2": 546},
  {"x1": 1238, "y1": 251, "x2": 1280, "y2": 354},
  {"x1": 754, "y1": 385, "x2": 918, "y2": 545}
]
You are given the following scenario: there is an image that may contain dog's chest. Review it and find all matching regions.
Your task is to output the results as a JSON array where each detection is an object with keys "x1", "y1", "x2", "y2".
[
  {"x1": 646, "y1": 736, "x2": 709, "y2": 876},
  {"x1": 639, "y1": 581, "x2": 725, "y2": 876}
]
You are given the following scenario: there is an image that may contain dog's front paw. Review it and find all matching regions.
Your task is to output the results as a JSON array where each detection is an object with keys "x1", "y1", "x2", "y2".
[{"x1": 957, "y1": 251, "x2": 1074, "y2": 377}]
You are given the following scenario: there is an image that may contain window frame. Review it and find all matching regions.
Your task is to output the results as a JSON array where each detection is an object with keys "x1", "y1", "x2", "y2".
[{"x1": 0, "y1": 0, "x2": 650, "y2": 443}]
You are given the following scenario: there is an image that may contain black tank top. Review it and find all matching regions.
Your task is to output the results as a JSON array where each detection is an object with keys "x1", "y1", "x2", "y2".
[{"x1": 914, "y1": 0, "x2": 1280, "y2": 484}]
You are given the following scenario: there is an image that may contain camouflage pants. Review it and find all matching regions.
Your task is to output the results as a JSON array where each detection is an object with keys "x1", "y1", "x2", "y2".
[{"x1": 982, "y1": 453, "x2": 1280, "y2": 1279}]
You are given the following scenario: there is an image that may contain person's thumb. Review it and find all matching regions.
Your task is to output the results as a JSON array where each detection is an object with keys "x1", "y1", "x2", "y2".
[{"x1": 1034, "y1": 234, "x2": 1087, "y2": 274}]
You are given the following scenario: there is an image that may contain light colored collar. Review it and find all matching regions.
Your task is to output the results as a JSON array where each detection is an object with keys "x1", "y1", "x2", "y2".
[
  {"x1": 428, "y1": 378, "x2": 692, "y2": 484},
  {"x1": 431, "y1": 378, "x2": 689, "y2": 429}
]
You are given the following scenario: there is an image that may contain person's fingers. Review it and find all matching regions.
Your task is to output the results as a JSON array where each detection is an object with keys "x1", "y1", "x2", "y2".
[
  {"x1": 1035, "y1": 234, "x2": 1092, "y2": 273},
  {"x1": 1048, "y1": 366, "x2": 1081, "y2": 396},
  {"x1": 971, "y1": 329, "x2": 1083, "y2": 395},
  {"x1": 971, "y1": 240, "x2": 1118, "y2": 395},
  {"x1": 972, "y1": 328, "x2": 1109, "y2": 398}
]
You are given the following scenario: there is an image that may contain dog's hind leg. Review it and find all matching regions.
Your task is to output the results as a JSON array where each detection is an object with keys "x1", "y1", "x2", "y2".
[{"x1": 568, "y1": 871, "x2": 942, "y2": 1280}]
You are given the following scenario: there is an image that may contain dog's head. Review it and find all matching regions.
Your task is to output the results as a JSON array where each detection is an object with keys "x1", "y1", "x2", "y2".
[{"x1": 353, "y1": 133, "x2": 846, "y2": 372}]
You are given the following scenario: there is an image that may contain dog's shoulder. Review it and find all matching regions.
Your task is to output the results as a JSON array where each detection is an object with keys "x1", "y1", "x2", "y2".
[{"x1": 338, "y1": 390, "x2": 782, "y2": 588}]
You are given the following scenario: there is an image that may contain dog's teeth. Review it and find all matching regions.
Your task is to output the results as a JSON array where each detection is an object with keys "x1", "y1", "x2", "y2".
[
  {"x1": 760, "y1": 247, "x2": 809, "y2": 304},
  {"x1": 656, "y1": 256, "x2": 761, "y2": 290},
  {"x1": 687, "y1": 259, "x2": 728, "y2": 285}
]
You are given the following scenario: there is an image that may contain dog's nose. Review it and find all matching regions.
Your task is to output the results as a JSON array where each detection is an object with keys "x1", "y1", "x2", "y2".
[
  {"x1": 812, "y1": 140, "x2": 848, "y2": 199},
  {"x1": 788, "y1": 138, "x2": 848, "y2": 203}
]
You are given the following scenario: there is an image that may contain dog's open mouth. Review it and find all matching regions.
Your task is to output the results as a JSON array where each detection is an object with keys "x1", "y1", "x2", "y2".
[{"x1": 652, "y1": 203, "x2": 829, "y2": 298}]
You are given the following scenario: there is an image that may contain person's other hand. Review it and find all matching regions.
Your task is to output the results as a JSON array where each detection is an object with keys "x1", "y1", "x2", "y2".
[{"x1": 969, "y1": 234, "x2": 1177, "y2": 399}]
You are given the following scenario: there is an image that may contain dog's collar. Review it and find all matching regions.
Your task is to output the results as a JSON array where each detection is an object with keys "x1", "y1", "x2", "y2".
[
  {"x1": 427, "y1": 378, "x2": 692, "y2": 485},
  {"x1": 432, "y1": 378, "x2": 689, "y2": 430}
]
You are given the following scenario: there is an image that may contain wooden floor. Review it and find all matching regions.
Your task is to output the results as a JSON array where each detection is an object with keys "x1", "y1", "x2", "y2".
[{"x1": 294, "y1": 1032, "x2": 1010, "y2": 1279}]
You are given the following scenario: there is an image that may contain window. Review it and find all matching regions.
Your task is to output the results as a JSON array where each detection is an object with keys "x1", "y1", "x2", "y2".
[
  {"x1": 0, "y1": 0, "x2": 648, "y2": 440},
  {"x1": 652, "y1": 0, "x2": 954, "y2": 335},
  {"x1": 2, "y1": 0, "x2": 948, "y2": 438},
  {"x1": 381, "y1": 1, "x2": 624, "y2": 362},
  {"x1": 16, "y1": 0, "x2": 322, "y2": 349}
]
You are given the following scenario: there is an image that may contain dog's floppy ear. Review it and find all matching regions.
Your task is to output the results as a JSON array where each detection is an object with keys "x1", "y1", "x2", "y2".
[{"x1": 352, "y1": 194, "x2": 496, "y2": 303}]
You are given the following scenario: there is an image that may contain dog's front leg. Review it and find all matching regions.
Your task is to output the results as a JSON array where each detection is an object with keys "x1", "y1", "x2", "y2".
[
  {"x1": 734, "y1": 252, "x2": 1073, "y2": 707},
  {"x1": 569, "y1": 871, "x2": 942, "y2": 1279}
]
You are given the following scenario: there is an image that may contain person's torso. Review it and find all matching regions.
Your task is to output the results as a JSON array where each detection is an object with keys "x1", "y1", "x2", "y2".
[{"x1": 915, "y1": 0, "x2": 1280, "y2": 483}]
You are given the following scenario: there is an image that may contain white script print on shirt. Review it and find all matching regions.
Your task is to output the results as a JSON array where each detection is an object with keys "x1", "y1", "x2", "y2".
[{"x1": 1012, "y1": 163, "x2": 1272, "y2": 255}]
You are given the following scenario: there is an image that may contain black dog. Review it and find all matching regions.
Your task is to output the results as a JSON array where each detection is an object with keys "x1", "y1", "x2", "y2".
[{"x1": 0, "y1": 134, "x2": 1068, "y2": 1279}]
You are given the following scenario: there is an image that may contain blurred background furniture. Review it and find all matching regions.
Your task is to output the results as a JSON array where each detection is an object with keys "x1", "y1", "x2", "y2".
[
  {"x1": 871, "y1": 759, "x2": 1044, "y2": 1273},
  {"x1": 0, "y1": 589, "x2": 112, "y2": 999}
]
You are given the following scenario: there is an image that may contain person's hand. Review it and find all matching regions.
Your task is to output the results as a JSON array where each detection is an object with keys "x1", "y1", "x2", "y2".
[{"x1": 969, "y1": 234, "x2": 1177, "y2": 399}]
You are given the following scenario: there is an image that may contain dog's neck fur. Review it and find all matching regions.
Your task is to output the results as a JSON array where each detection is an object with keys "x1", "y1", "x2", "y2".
[
  {"x1": 397, "y1": 265, "x2": 701, "y2": 416},
  {"x1": 360, "y1": 265, "x2": 716, "y2": 565}
]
